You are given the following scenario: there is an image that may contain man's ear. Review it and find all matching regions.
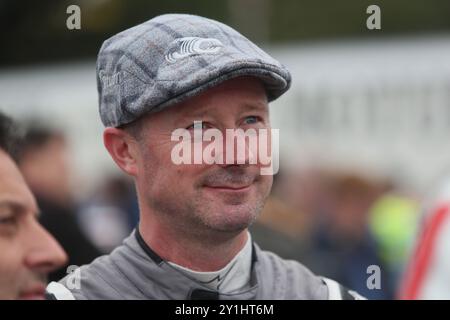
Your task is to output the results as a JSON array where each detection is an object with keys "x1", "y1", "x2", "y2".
[{"x1": 103, "y1": 127, "x2": 139, "y2": 177}]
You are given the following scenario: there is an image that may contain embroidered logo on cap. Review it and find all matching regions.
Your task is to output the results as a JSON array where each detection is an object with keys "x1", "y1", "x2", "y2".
[{"x1": 165, "y1": 37, "x2": 223, "y2": 63}]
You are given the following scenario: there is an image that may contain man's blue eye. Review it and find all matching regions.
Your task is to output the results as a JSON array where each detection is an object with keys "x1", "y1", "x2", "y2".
[{"x1": 244, "y1": 116, "x2": 259, "y2": 124}]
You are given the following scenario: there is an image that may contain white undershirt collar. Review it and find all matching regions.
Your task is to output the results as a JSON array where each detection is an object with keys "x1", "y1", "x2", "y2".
[{"x1": 168, "y1": 232, "x2": 253, "y2": 293}]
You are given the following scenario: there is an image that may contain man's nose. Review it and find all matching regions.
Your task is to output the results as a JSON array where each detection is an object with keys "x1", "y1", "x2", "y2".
[{"x1": 23, "y1": 221, "x2": 68, "y2": 274}]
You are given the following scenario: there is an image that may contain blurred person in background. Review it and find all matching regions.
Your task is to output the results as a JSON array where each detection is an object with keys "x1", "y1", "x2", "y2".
[
  {"x1": 255, "y1": 166, "x2": 403, "y2": 299},
  {"x1": 17, "y1": 125, "x2": 101, "y2": 281},
  {"x1": 249, "y1": 166, "x2": 324, "y2": 261},
  {"x1": 78, "y1": 175, "x2": 138, "y2": 253},
  {"x1": 400, "y1": 178, "x2": 450, "y2": 299},
  {"x1": 300, "y1": 171, "x2": 394, "y2": 299},
  {"x1": 0, "y1": 111, "x2": 67, "y2": 299},
  {"x1": 369, "y1": 186, "x2": 419, "y2": 299},
  {"x1": 250, "y1": 165, "x2": 418, "y2": 299}
]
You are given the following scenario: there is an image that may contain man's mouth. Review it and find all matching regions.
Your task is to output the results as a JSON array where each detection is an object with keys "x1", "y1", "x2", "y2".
[
  {"x1": 18, "y1": 284, "x2": 46, "y2": 300},
  {"x1": 201, "y1": 169, "x2": 257, "y2": 193},
  {"x1": 203, "y1": 183, "x2": 253, "y2": 192}
]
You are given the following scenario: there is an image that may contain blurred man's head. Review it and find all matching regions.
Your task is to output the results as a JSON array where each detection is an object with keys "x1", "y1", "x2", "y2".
[
  {"x1": 0, "y1": 113, "x2": 67, "y2": 299},
  {"x1": 18, "y1": 126, "x2": 72, "y2": 207}
]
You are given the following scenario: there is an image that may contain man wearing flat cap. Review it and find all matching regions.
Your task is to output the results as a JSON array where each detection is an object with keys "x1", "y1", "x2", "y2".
[{"x1": 47, "y1": 14, "x2": 364, "y2": 300}]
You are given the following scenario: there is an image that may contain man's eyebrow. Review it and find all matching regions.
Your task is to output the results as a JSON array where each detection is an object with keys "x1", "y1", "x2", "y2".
[
  {"x1": 173, "y1": 110, "x2": 208, "y2": 128},
  {"x1": 0, "y1": 198, "x2": 39, "y2": 217},
  {"x1": 180, "y1": 109, "x2": 208, "y2": 119},
  {"x1": 173, "y1": 101, "x2": 268, "y2": 127},
  {"x1": 0, "y1": 199, "x2": 23, "y2": 214},
  {"x1": 240, "y1": 102, "x2": 268, "y2": 113},
  {"x1": 182, "y1": 101, "x2": 267, "y2": 118},
  {"x1": 0, "y1": 198, "x2": 23, "y2": 208}
]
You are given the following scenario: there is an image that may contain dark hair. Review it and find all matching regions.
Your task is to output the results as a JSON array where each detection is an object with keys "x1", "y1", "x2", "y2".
[
  {"x1": 120, "y1": 117, "x2": 146, "y2": 141},
  {"x1": 21, "y1": 126, "x2": 64, "y2": 151},
  {"x1": 0, "y1": 111, "x2": 22, "y2": 160}
]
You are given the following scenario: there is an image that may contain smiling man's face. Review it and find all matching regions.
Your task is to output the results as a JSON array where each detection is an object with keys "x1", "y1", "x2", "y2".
[
  {"x1": 132, "y1": 77, "x2": 273, "y2": 237},
  {"x1": 0, "y1": 150, "x2": 67, "y2": 300}
]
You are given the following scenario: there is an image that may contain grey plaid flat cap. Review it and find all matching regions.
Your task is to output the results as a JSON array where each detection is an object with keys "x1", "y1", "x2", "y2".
[{"x1": 97, "y1": 13, "x2": 291, "y2": 127}]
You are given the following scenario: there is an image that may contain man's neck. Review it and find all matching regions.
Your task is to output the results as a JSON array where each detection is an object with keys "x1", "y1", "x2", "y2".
[{"x1": 139, "y1": 216, "x2": 249, "y2": 272}]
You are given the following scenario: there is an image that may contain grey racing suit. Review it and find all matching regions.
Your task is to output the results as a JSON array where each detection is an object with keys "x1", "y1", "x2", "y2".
[{"x1": 46, "y1": 228, "x2": 364, "y2": 300}]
